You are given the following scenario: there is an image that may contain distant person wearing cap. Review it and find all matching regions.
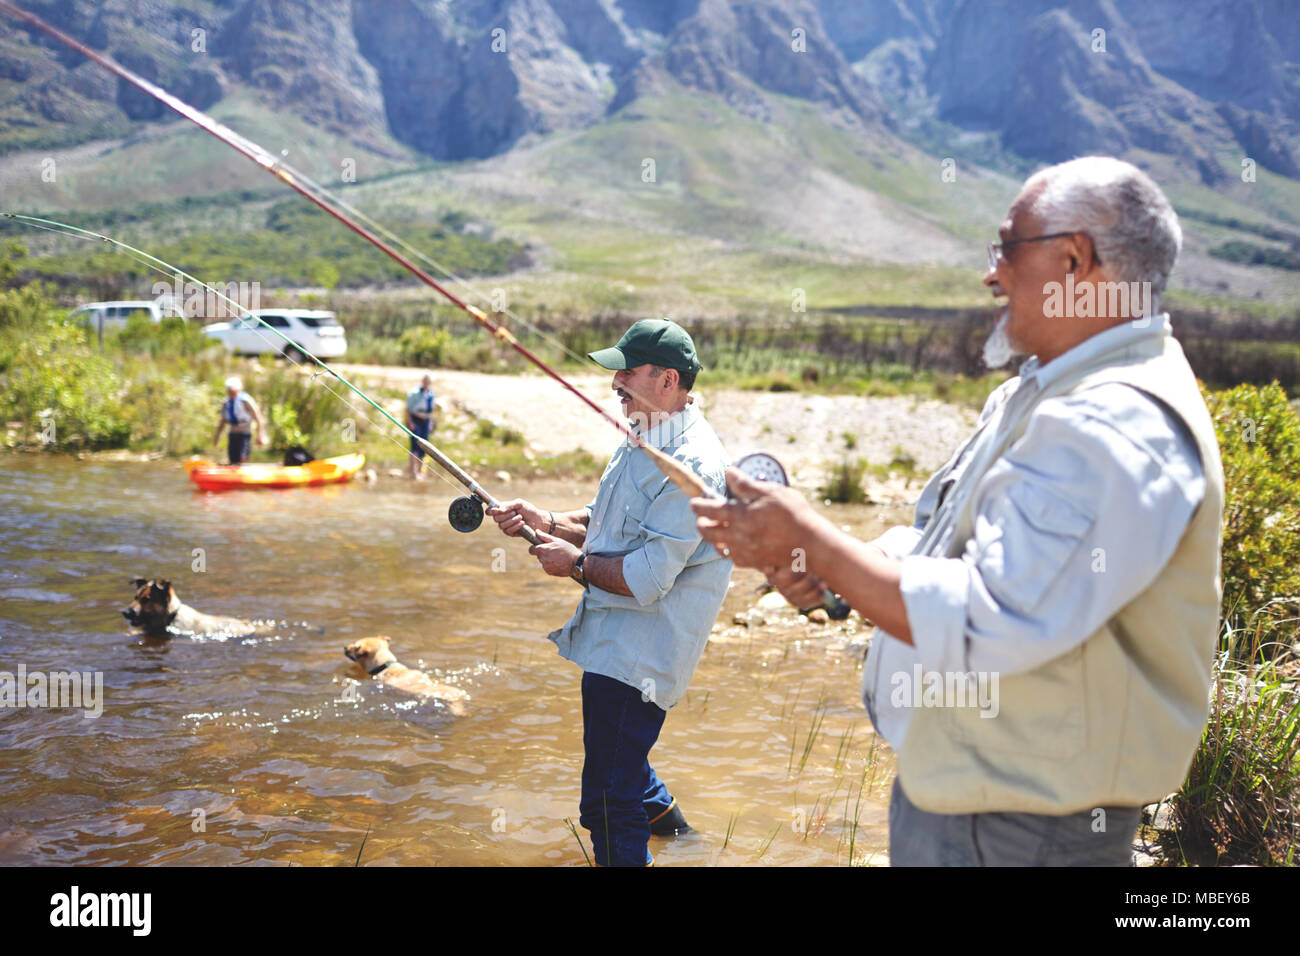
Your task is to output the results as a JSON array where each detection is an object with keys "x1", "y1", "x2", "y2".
[
  {"x1": 405, "y1": 373, "x2": 438, "y2": 480},
  {"x1": 488, "y1": 319, "x2": 733, "y2": 866},
  {"x1": 212, "y1": 376, "x2": 269, "y2": 464}
]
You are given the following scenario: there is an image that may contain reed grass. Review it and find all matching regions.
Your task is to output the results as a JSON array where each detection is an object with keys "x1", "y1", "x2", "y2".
[
  {"x1": 353, "y1": 824, "x2": 370, "y2": 867},
  {"x1": 790, "y1": 695, "x2": 831, "y2": 777},
  {"x1": 562, "y1": 818, "x2": 592, "y2": 867},
  {"x1": 833, "y1": 724, "x2": 856, "y2": 772},
  {"x1": 834, "y1": 767, "x2": 874, "y2": 867},
  {"x1": 1157, "y1": 612, "x2": 1300, "y2": 866},
  {"x1": 723, "y1": 811, "x2": 739, "y2": 850},
  {"x1": 802, "y1": 787, "x2": 838, "y2": 842},
  {"x1": 756, "y1": 823, "x2": 781, "y2": 859}
]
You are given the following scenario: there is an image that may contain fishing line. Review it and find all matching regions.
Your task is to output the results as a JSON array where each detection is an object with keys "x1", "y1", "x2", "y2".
[
  {"x1": 4, "y1": 215, "x2": 514, "y2": 503},
  {"x1": 1, "y1": 212, "x2": 509, "y2": 516},
  {"x1": 0, "y1": 3, "x2": 850, "y2": 616},
  {"x1": 0, "y1": 0, "x2": 639, "y2": 448},
  {"x1": 255, "y1": 161, "x2": 598, "y2": 371}
]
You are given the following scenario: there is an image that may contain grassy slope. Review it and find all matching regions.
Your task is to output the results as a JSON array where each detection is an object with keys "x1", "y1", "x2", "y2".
[
  {"x1": 2, "y1": 81, "x2": 1298, "y2": 318},
  {"x1": 0, "y1": 89, "x2": 418, "y2": 213}
]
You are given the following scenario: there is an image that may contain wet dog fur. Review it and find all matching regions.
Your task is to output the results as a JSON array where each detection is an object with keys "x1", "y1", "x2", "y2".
[
  {"x1": 123, "y1": 578, "x2": 257, "y2": 640},
  {"x1": 344, "y1": 636, "x2": 469, "y2": 715}
]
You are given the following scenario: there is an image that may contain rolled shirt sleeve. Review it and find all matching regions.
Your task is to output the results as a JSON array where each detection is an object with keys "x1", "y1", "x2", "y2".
[
  {"x1": 551, "y1": 404, "x2": 732, "y2": 711},
  {"x1": 871, "y1": 525, "x2": 925, "y2": 561},
  {"x1": 621, "y1": 481, "x2": 704, "y2": 606},
  {"x1": 899, "y1": 385, "x2": 1206, "y2": 680}
]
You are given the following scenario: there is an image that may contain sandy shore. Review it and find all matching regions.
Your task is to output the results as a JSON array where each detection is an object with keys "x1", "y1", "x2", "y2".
[{"x1": 332, "y1": 363, "x2": 979, "y2": 497}]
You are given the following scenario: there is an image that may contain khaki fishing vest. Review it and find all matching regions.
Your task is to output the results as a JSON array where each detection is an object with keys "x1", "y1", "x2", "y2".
[{"x1": 894, "y1": 330, "x2": 1224, "y2": 815}]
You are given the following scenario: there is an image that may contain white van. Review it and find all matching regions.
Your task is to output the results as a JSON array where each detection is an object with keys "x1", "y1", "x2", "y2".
[
  {"x1": 202, "y1": 309, "x2": 348, "y2": 359},
  {"x1": 69, "y1": 300, "x2": 170, "y2": 334}
]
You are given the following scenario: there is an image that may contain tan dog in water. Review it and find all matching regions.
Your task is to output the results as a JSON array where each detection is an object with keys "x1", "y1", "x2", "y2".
[
  {"x1": 344, "y1": 636, "x2": 469, "y2": 716},
  {"x1": 123, "y1": 578, "x2": 257, "y2": 640}
]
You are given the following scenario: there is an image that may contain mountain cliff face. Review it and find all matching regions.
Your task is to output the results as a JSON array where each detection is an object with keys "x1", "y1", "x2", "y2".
[
  {"x1": 928, "y1": 1, "x2": 1223, "y2": 179},
  {"x1": 922, "y1": 0, "x2": 1299, "y2": 182},
  {"x1": 217, "y1": 0, "x2": 387, "y2": 148},
  {"x1": 351, "y1": 0, "x2": 617, "y2": 159},
  {"x1": 0, "y1": 0, "x2": 1296, "y2": 181},
  {"x1": 0, "y1": 0, "x2": 230, "y2": 145},
  {"x1": 611, "y1": 0, "x2": 886, "y2": 129}
]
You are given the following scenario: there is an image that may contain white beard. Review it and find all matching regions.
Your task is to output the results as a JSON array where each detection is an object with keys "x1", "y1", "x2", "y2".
[{"x1": 982, "y1": 307, "x2": 1017, "y2": 369}]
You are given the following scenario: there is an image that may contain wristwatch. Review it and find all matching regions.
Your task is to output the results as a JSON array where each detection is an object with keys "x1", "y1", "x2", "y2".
[{"x1": 574, "y1": 551, "x2": 587, "y2": 583}]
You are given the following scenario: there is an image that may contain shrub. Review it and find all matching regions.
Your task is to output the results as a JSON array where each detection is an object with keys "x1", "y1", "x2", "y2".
[
  {"x1": 1203, "y1": 382, "x2": 1300, "y2": 636},
  {"x1": 1159, "y1": 620, "x2": 1300, "y2": 867},
  {"x1": 820, "y1": 459, "x2": 869, "y2": 504},
  {"x1": 268, "y1": 403, "x2": 308, "y2": 453},
  {"x1": 112, "y1": 314, "x2": 213, "y2": 359},
  {"x1": 0, "y1": 282, "x2": 63, "y2": 371},
  {"x1": 398, "y1": 326, "x2": 451, "y2": 367},
  {"x1": 249, "y1": 365, "x2": 347, "y2": 455},
  {"x1": 2, "y1": 322, "x2": 131, "y2": 449},
  {"x1": 1, "y1": 240, "x2": 26, "y2": 287},
  {"x1": 1155, "y1": 383, "x2": 1300, "y2": 866},
  {"x1": 118, "y1": 370, "x2": 219, "y2": 455}
]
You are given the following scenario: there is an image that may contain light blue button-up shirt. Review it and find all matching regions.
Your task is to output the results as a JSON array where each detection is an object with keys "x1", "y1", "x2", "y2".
[
  {"x1": 863, "y1": 316, "x2": 1206, "y2": 748},
  {"x1": 547, "y1": 402, "x2": 733, "y2": 711}
]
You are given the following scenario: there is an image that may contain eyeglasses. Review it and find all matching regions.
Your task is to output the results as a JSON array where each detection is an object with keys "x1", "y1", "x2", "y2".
[{"x1": 987, "y1": 232, "x2": 1101, "y2": 271}]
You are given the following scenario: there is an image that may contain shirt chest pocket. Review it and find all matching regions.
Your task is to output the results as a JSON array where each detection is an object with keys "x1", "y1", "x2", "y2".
[
  {"x1": 618, "y1": 486, "x2": 653, "y2": 542},
  {"x1": 976, "y1": 480, "x2": 1096, "y2": 616}
]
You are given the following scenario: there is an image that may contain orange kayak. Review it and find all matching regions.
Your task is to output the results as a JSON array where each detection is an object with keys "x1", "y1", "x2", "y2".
[{"x1": 184, "y1": 453, "x2": 365, "y2": 491}]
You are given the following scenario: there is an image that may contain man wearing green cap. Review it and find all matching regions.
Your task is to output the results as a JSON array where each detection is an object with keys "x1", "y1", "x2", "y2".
[{"x1": 489, "y1": 319, "x2": 733, "y2": 866}]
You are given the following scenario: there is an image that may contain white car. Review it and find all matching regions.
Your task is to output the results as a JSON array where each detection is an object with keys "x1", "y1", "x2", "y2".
[
  {"x1": 69, "y1": 300, "x2": 171, "y2": 334},
  {"x1": 203, "y1": 309, "x2": 348, "y2": 359}
]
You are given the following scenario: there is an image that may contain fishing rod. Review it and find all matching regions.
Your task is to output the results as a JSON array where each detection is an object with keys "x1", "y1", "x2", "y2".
[
  {"x1": 2, "y1": 212, "x2": 580, "y2": 579},
  {"x1": 1, "y1": 1, "x2": 849, "y2": 618},
  {"x1": 0, "y1": 1, "x2": 633, "y2": 443}
]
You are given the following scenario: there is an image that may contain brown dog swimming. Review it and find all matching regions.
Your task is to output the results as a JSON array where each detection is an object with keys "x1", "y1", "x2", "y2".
[
  {"x1": 123, "y1": 578, "x2": 258, "y2": 640},
  {"x1": 344, "y1": 636, "x2": 469, "y2": 716}
]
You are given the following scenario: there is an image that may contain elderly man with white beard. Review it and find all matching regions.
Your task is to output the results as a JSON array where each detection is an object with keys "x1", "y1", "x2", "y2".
[{"x1": 692, "y1": 156, "x2": 1225, "y2": 866}]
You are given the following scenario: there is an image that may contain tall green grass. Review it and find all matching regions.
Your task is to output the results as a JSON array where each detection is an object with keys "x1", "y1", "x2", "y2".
[
  {"x1": 819, "y1": 460, "x2": 870, "y2": 504},
  {"x1": 1159, "y1": 612, "x2": 1300, "y2": 866}
]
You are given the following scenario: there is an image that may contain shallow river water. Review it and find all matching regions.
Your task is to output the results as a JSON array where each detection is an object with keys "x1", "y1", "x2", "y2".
[{"x1": 0, "y1": 455, "x2": 900, "y2": 866}]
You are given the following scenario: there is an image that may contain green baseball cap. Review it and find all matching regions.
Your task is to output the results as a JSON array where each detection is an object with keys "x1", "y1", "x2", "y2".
[{"x1": 588, "y1": 319, "x2": 702, "y2": 373}]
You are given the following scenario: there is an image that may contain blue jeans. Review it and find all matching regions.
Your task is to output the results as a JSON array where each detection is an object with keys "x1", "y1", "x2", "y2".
[
  {"x1": 409, "y1": 418, "x2": 432, "y2": 458},
  {"x1": 578, "y1": 672, "x2": 674, "y2": 867},
  {"x1": 227, "y1": 431, "x2": 251, "y2": 464},
  {"x1": 888, "y1": 776, "x2": 1140, "y2": 866}
]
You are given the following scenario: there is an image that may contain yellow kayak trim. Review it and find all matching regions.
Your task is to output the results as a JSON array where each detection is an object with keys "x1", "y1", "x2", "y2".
[{"x1": 184, "y1": 453, "x2": 366, "y2": 491}]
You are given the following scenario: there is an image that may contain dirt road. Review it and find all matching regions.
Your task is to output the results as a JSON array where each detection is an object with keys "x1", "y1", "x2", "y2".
[{"x1": 333, "y1": 363, "x2": 978, "y2": 499}]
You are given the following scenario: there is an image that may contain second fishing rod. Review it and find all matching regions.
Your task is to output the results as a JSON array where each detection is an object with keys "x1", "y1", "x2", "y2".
[
  {"x1": 1, "y1": 1, "x2": 850, "y2": 618},
  {"x1": 1, "y1": 212, "x2": 573, "y2": 576}
]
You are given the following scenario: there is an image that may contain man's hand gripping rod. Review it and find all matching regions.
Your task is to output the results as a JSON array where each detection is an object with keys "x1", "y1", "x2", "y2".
[
  {"x1": 641, "y1": 445, "x2": 852, "y2": 620},
  {"x1": 414, "y1": 435, "x2": 584, "y2": 585}
]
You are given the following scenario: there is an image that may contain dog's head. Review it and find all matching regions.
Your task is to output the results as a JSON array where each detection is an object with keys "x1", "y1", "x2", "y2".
[
  {"x1": 344, "y1": 636, "x2": 396, "y2": 673},
  {"x1": 123, "y1": 578, "x2": 179, "y2": 633}
]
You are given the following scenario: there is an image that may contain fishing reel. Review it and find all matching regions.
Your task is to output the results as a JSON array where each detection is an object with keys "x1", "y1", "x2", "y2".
[
  {"x1": 732, "y1": 452, "x2": 789, "y2": 489},
  {"x1": 448, "y1": 493, "x2": 486, "y2": 533},
  {"x1": 731, "y1": 453, "x2": 851, "y2": 621}
]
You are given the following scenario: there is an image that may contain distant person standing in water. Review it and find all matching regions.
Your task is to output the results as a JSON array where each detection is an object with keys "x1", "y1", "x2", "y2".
[
  {"x1": 213, "y1": 376, "x2": 269, "y2": 464},
  {"x1": 406, "y1": 373, "x2": 437, "y2": 480}
]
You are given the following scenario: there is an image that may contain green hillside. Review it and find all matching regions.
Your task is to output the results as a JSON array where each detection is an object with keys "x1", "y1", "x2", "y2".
[{"x1": 3, "y1": 81, "x2": 1300, "y2": 318}]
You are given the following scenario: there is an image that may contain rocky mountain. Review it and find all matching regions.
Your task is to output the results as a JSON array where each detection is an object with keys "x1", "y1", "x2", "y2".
[
  {"x1": 1, "y1": 0, "x2": 1297, "y2": 181},
  {"x1": 0, "y1": 0, "x2": 885, "y2": 159},
  {"x1": 835, "y1": 0, "x2": 1299, "y2": 183},
  {"x1": 929, "y1": 0, "x2": 1299, "y2": 182},
  {"x1": 610, "y1": 0, "x2": 887, "y2": 130}
]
